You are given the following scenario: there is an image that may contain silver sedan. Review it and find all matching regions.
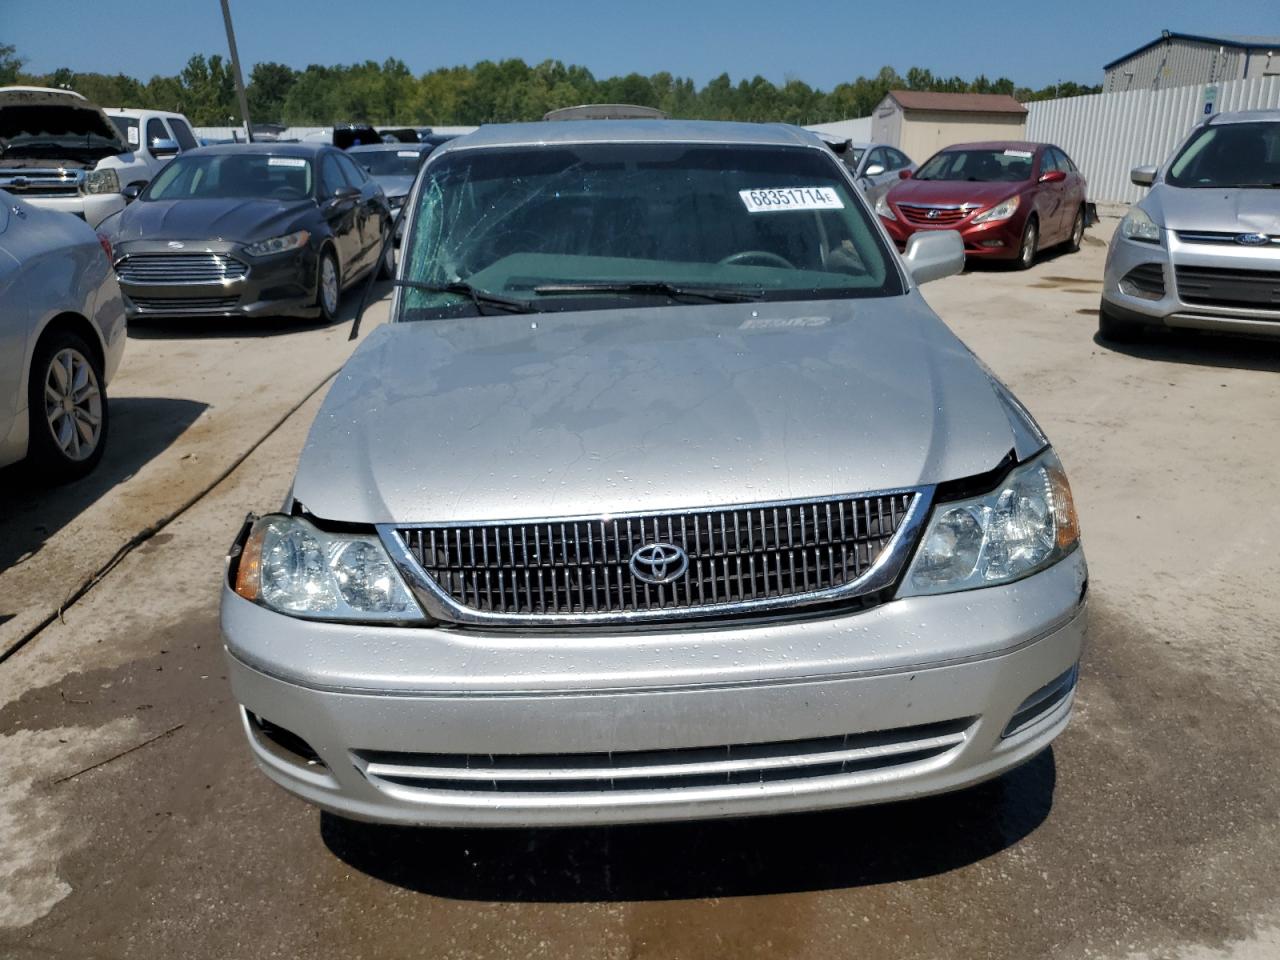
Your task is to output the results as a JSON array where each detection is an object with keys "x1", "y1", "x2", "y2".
[{"x1": 0, "y1": 190, "x2": 126, "y2": 481}]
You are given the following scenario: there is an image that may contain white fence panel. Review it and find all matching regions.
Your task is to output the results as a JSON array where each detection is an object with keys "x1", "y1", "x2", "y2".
[
  {"x1": 1027, "y1": 76, "x2": 1280, "y2": 205},
  {"x1": 804, "y1": 117, "x2": 873, "y2": 143}
]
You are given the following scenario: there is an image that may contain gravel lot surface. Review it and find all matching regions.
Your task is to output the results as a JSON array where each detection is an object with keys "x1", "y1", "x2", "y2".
[{"x1": 2, "y1": 223, "x2": 1279, "y2": 959}]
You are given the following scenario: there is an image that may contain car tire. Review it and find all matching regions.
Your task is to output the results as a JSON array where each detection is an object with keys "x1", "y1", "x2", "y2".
[
  {"x1": 26, "y1": 328, "x2": 109, "y2": 484},
  {"x1": 1097, "y1": 300, "x2": 1147, "y2": 343},
  {"x1": 1065, "y1": 206, "x2": 1085, "y2": 252},
  {"x1": 377, "y1": 224, "x2": 395, "y2": 280},
  {"x1": 316, "y1": 248, "x2": 341, "y2": 323},
  {"x1": 1014, "y1": 217, "x2": 1038, "y2": 270}
]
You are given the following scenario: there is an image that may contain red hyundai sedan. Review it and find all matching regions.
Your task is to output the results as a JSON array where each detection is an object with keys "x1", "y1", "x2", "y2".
[{"x1": 877, "y1": 141, "x2": 1087, "y2": 269}]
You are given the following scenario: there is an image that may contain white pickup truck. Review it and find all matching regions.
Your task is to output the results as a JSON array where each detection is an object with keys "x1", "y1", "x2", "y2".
[{"x1": 0, "y1": 87, "x2": 196, "y2": 227}]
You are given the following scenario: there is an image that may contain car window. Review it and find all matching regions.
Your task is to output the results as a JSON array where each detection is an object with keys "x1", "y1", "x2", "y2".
[
  {"x1": 401, "y1": 142, "x2": 903, "y2": 320},
  {"x1": 886, "y1": 149, "x2": 911, "y2": 170},
  {"x1": 168, "y1": 118, "x2": 198, "y2": 152},
  {"x1": 321, "y1": 154, "x2": 347, "y2": 195},
  {"x1": 866, "y1": 147, "x2": 888, "y2": 171},
  {"x1": 110, "y1": 116, "x2": 141, "y2": 150},
  {"x1": 1041, "y1": 150, "x2": 1061, "y2": 174},
  {"x1": 1054, "y1": 148, "x2": 1078, "y2": 174},
  {"x1": 353, "y1": 149, "x2": 427, "y2": 176},
  {"x1": 1167, "y1": 121, "x2": 1280, "y2": 188},
  {"x1": 915, "y1": 148, "x2": 1034, "y2": 182},
  {"x1": 336, "y1": 153, "x2": 368, "y2": 186},
  {"x1": 144, "y1": 153, "x2": 314, "y2": 200},
  {"x1": 145, "y1": 118, "x2": 170, "y2": 150}
]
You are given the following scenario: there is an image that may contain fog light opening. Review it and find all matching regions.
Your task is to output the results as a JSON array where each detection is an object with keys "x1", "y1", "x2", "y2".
[
  {"x1": 1002, "y1": 664, "x2": 1079, "y2": 738},
  {"x1": 246, "y1": 710, "x2": 326, "y2": 769}
]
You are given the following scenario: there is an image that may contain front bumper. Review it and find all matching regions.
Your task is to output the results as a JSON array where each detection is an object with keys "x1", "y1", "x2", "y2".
[
  {"x1": 114, "y1": 240, "x2": 320, "y2": 320},
  {"x1": 1102, "y1": 231, "x2": 1280, "y2": 337},
  {"x1": 881, "y1": 213, "x2": 1025, "y2": 260},
  {"x1": 222, "y1": 550, "x2": 1088, "y2": 827},
  {"x1": 22, "y1": 193, "x2": 126, "y2": 228}
]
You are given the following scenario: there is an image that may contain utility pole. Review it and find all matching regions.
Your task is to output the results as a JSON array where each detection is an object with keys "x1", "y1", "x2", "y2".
[{"x1": 219, "y1": 0, "x2": 254, "y2": 142}]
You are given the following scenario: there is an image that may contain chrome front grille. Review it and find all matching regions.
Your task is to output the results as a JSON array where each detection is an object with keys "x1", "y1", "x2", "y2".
[
  {"x1": 1176, "y1": 230, "x2": 1280, "y2": 246},
  {"x1": 0, "y1": 169, "x2": 83, "y2": 196},
  {"x1": 394, "y1": 491, "x2": 923, "y2": 624},
  {"x1": 898, "y1": 204, "x2": 972, "y2": 226},
  {"x1": 354, "y1": 718, "x2": 971, "y2": 795},
  {"x1": 116, "y1": 254, "x2": 248, "y2": 285}
]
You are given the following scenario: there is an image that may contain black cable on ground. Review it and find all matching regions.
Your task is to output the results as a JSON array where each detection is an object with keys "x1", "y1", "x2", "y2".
[{"x1": 0, "y1": 369, "x2": 342, "y2": 667}]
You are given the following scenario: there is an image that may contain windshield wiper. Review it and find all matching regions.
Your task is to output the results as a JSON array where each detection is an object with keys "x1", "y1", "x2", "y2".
[
  {"x1": 393, "y1": 279, "x2": 535, "y2": 314},
  {"x1": 532, "y1": 281, "x2": 762, "y2": 303}
]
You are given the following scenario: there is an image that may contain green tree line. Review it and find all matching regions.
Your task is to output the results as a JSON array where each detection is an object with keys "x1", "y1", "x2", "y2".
[{"x1": 1, "y1": 43, "x2": 1099, "y2": 127}]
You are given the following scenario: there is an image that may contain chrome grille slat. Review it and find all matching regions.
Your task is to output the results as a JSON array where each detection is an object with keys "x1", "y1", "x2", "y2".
[
  {"x1": 397, "y1": 492, "x2": 918, "y2": 620},
  {"x1": 116, "y1": 253, "x2": 249, "y2": 285}
]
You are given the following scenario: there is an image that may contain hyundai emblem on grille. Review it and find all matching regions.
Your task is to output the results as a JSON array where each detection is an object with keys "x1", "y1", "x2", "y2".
[
  {"x1": 926, "y1": 209, "x2": 941, "y2": 219},
  {"x1": 629, "y1": 543, "x2": 689, "y2": 584}
]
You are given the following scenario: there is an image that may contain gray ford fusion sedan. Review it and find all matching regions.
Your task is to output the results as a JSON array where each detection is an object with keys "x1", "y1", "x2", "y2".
[
  {"x1": 1100, "y1": 109, "x2": 1280, "y2": 341},
  {"x1": 221, "y1": 120, "x2": 1087, "y2": 827}
]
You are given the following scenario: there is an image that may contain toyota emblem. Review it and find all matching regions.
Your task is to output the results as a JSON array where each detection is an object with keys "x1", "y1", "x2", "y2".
[{"x1": 629, "y1": 542, "x2": 688, "y2": 585}]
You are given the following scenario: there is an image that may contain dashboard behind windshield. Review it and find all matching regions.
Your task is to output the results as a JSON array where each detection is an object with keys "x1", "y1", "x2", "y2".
[
  {"x1": 915, "y1": 149, "x2": 1035, "y2": 182},
  {"x1": 399, "y1": 142, "x2": 902, "y2": 319}
]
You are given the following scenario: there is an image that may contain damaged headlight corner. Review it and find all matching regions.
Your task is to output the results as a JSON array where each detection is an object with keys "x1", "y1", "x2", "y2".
[
  {"x1": 900, "y1": 448, "x2": 1080, "y2": 597},
  {"x1": 232, "y1": 514, "x2": 424, "y2": 621}
]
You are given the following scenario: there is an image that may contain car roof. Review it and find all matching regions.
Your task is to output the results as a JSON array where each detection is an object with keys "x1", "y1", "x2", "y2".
[
  {"x1": 103, "y1": 107, "x2": 188, "y2": 120},
  {"x1": 431, "y1": 119, "x2": 825, "y2": 159},
  {"x1": 1209, "y1": 109, "x2": 1280, "y2": 125},
  {"x1": 347, "y1": 142, "x2": 430, "y2": 153},
  {"x1": 184, "y1": 142, "x2": 334, "y2": 158},
  {"x1": 0, "y1": 85, "x2": 87, "y2": 100},
  {"x1": 937, "y1": 140, "x2": 1045, "y2": 152}
]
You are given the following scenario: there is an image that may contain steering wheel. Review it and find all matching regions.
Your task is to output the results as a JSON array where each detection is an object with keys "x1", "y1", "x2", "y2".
[{"x1": 718, "y1": 250, "x2": 796, "y2": 269}]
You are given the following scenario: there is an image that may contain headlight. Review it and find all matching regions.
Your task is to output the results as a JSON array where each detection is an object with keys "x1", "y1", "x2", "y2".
[
  {"x1": 83, "y1": 169, "x2": 120, "y2": 195},
  {"x1": 900, "y1": 449, "x2": 1080, "y2": 597},
  {"x1": 1120, "y1": 207, "x2": 1161, "y2": 244},
  {"x1": 972, "y1": 194, "x2": 1020, "y2": 224},
  {"x1": 243, "y1": 229, "x2": 310, "y2": 257},
  {"x1": 874, "y1": 194, "x2": 896, "y2": 220},
  {"x1": 233, "y1": 515, "x2": 424, "y2": 622}
]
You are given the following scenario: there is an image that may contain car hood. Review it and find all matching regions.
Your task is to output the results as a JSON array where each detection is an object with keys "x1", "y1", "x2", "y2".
[
  {"x1": 109, "y1": 198, "x2": 314, "y2": 244},
  {"x1": 372, "y1": 174, "x2": 415, "y2": 200},
  {"x1": 1144, "y1": 183, "x2": 1280, "y2": 233},
  {"x1": 890, "y1": 179, "x2": 1024, "y2": 208},
  {"x1": 0, "y1": 89, "x2": 128, "y2": 164},
  {"x1": 293, "y1": 296, "x2": 1029, "y2": 525}
]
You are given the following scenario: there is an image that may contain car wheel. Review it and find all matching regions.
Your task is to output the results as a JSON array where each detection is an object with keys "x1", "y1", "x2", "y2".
[
  {"x1": 1066, "y1": 206, "x2": 1085, "y2": 252},
  {"x1": 377, "y1": 225, "x2": 395, "y2": 280},
  {"x1": 1015, "y1": 217, "x2": 1038, "y2": 270},
  {"x1": 317, "y1": 248, "x2": 341, "y2": 322},
  {"x1": 26, "y1": 329, "x2": 109, "y2": 483},
  {"x1": 1097, "y1": 300, "x2": 1147, "y2": 342}
]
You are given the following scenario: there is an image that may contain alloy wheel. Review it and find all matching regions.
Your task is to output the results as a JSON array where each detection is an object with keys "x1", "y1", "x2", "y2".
[
  {"x1": 321, "y1": 256, "x2": 339, "y2": 315},
  {"x1": 44, "y1": 347, "x2": 103, "y2": 462}
]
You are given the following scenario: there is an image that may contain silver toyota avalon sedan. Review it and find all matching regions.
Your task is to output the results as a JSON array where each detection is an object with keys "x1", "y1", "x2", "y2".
[
  {"x1": 221, "y1": 121, "x2": 1087, "y2": 827},
  {"x1": 1100, "y1": 109, "x2": 1280, "y2": 341}
]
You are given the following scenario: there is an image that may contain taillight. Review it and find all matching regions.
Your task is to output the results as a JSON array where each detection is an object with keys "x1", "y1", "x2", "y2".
[{"x1": 96, "y1": 232, "x2": 113, "y2": 263}]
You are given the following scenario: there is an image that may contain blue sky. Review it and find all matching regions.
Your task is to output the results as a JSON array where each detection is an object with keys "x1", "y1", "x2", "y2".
[{"x1": 7, "y1": 0, "x2": 1277, "y2": 91}]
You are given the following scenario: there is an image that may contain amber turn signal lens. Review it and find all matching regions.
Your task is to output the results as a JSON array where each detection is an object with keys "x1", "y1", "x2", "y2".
[
  {"x1": 234, "y1": 523, "x2": 265, "y2": 601},
  {"x1": 1047, "y1": 462, "x2": 1080, "y2": 551}
]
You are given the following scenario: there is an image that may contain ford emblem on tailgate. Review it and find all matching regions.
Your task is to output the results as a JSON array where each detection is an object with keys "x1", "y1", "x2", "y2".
[
  {"x1": 629, "y1": 543, "x2": 688, "y2": 585},
  {"x1": 1235, "y1": 233, "x2": 1269, "y2": 246}
]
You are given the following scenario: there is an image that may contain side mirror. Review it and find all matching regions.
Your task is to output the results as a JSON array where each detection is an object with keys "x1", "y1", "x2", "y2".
[
  {"x1": 150, "y1": 138, "x2": 180, "y2": 158},
  {"x1": 121, "y1": 183, "x2": 144, "y2": 202},
  {"x1": 326, "y1": 185, "x2": 361, "y2": 208},
  {"x1": 903, "y1": 230, "x2": 964, "y2": 285},
  {"x1": 898, "y1": 169, "x2": 912, "y2": 180},
  {"x1": 1038, "y1": 169, "x2": 1067, "y2": 184},
  {"x1": 1130, "y1": 164, "x2": 1157, "y2": 187},
  {"x1": 863, "y1": 163, "x2": 886, "y2": 177}
]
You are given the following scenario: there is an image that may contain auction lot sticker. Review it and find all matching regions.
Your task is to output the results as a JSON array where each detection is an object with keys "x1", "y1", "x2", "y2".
[
  {"x1": 740, "y1": 186, "x2": 844, "y2": 213},
  {"x1": 268, "y1": 157, "x2": 308, "y2": 168}
]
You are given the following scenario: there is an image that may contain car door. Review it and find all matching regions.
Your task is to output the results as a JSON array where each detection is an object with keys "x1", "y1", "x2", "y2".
[
  {"x1": 319, "y1": 152, "x2": 362, "y2": 279},
  {"x1": 1038, "y1": 148, "x2": 1069, "y2": 242},
  {"x1": 336, "y1": 152, "x2": 384, "y2": 272},
  {"x1": 1057, "y1": 148, "x2": 1087, "y2": 226},
  {"x1": 860, "y1": 147, "x2": 895, "y2": 205},
  {"x1": 0, "y1": 200, "x2": 26, "y2": 457}
]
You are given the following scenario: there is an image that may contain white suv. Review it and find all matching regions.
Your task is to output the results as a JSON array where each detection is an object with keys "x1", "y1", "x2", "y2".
[{"x1": 0, "y1": 88, "x2": 194, "y2": 227}]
